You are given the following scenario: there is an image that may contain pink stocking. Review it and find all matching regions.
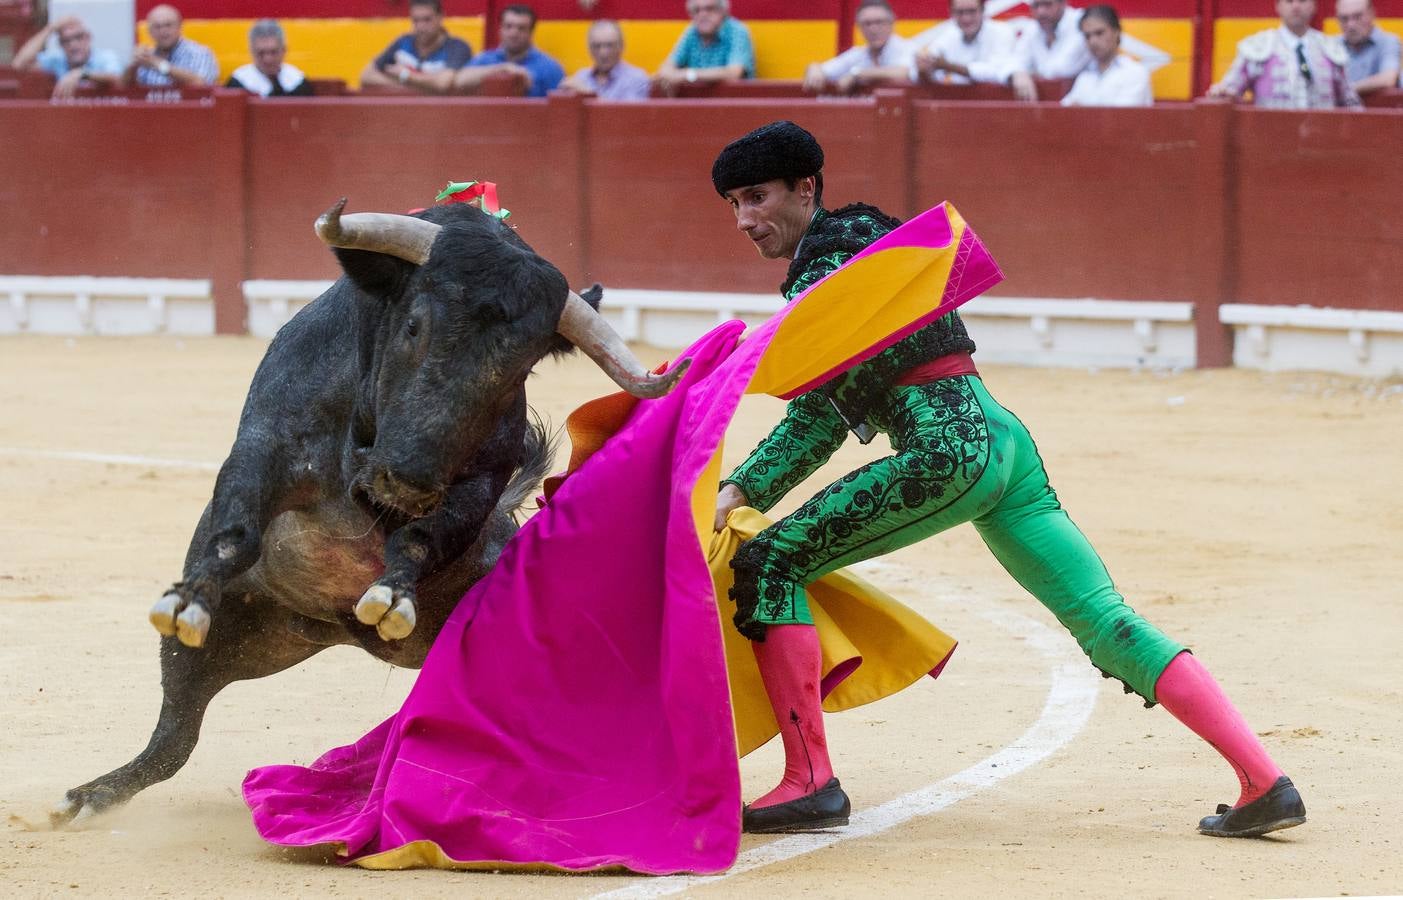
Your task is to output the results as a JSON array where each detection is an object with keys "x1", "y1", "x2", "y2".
[
  {"x1": 750, "y1": 624, "x2": 834, "y2": 809},
  {"x1": 1155, "y1": 651, "x2": 1284, "y2": 807}
]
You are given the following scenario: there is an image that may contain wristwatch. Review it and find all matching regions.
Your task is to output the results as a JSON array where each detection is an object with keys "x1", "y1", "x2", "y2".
[
  {"x1": 157, "y1": 59, "x2": 171, "y2": 76},
  {"x1": 685, "y1": 68, "x2": 698, "y2": 83}
]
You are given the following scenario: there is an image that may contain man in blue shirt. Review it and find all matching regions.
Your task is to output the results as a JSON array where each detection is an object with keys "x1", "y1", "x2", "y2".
[
  {"x1": 655, "y1": 0, "x2": 756, "y2": 95},
  {"x1": 1335, "y1": 0, "x2": 1401, "y2": 95},
  {"x1": 361, "y1": 0, "x2": 473, "y2": 95},
  {"x1": 455, "y1": 4, "x2": 564, "y2": 98},
  {"x1": 12, "y1": 15, "x2": 123, "y2": 99}
]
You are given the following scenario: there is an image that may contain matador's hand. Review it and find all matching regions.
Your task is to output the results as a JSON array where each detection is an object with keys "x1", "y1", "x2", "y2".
[{"x1": 714, "y1": 482, "x2": 749, "y2": 532}]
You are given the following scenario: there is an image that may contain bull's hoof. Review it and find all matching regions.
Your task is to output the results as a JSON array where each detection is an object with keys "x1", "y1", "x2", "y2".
[
  {"x1": 355, "y1": 584, "x2": 416, "y2": 641},
  {"x1": 149, "y1": 592, "x2": 182, "y2": 636},
  {"x1": 50, "y1": 786, "x2": 118, "y2": 829},
  {"x1": 377, "y1": 598, "x2": 416, "y2": 641},
  {"x1": 175, "y1": 603, "x2": 211, "y2": 647},
  {"x1": 354, "y1": 584, "x2": 393, "y2": 625}
]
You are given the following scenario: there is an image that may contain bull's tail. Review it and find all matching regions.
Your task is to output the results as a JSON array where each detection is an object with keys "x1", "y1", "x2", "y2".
[{"x1": 497, "y1": 411, "x2": 559, "y2": 522}]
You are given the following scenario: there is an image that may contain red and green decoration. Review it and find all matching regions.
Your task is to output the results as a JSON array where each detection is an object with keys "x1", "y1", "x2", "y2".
[{"x1": 435, "y1": 181, "x2": 510, "y2": 220}]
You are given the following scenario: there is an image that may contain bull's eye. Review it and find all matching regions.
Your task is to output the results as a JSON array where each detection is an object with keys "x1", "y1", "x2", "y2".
[{"x1": 405, "y1": 317, "x2": 420, "y2": 338}]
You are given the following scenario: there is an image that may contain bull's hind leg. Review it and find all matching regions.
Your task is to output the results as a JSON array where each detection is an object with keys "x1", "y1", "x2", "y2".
[{"x1": 53, "y1": 600, "x2": 336, "y2": 826}]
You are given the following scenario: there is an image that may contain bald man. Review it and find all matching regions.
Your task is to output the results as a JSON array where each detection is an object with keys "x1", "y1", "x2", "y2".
[
  {"x1": 128, "y1": 4, "x2": 219, "y2": 87},
  {"x1": 1335, "y1": 0, "x2": 1401, "y2": 94}
]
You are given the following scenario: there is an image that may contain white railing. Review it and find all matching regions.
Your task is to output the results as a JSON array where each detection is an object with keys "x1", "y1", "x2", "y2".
[
  {"x1": 1220, "y1": 303, "x2": 1403, "y2": 375},
  {"x1": 5, "y1": 274, "x2": 1401, "y2": 376},
  {"x1": 0, "y1": 276, "x2": 212, "y2": 334}
]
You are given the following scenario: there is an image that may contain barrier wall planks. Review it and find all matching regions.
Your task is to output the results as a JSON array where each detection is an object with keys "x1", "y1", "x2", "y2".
[{"x1": 2, "y1": 91, "x2": 1400, "y2": 365}]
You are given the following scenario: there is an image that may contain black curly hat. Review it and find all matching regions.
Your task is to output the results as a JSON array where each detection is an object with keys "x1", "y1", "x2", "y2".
[{"x1": 711, "y1": 120, "x2": 824, "y2": 196}]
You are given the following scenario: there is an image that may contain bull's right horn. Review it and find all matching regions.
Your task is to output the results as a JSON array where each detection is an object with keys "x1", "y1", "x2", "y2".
[
  {"x1": 558, "y1": 291, "x2": 691, "y2": 399},
  {"x1": 315, "y1": 198, "x2": 442, "y2": 265}
]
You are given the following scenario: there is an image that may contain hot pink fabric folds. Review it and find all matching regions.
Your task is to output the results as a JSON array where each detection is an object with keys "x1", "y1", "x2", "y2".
[{"x1": 242, "y1": 203, "x2": 1002, "y2": 875}]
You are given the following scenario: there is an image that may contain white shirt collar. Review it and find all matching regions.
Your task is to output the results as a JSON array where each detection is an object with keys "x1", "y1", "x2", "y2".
[{"x1": 1278, "y1": 25, "x2": 1307, "y2": 51}]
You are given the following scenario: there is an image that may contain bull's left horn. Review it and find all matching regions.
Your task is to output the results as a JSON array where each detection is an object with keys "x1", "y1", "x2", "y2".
[
  {"x1": 315, "y1": 198, "x2": 442, "y2": 265},
  {"x1": 558, "y1": 291, "x2": 691, "y2": 399}
]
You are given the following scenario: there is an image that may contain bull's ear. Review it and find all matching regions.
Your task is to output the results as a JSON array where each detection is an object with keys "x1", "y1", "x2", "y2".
[
  {"x1": 578, "y1": 283, "x2": 603, "y2": 311},
  {"x1": 333, "y1": 247, "x2": 414, "y2": 298}
]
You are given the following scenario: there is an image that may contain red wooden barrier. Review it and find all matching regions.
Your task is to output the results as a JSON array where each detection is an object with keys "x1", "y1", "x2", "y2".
[{"x1": 2, "y1": 93, "x2": 1401, "y2": 362}]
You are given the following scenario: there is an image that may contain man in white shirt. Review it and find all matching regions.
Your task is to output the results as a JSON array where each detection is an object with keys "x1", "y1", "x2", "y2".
[
  {"x1": 1004, "y1": 0, "x2": 1092, "y2": 100},
  {"x1": 1061, "y1": 5, "x2": 1152, "y2": 105},
  {"x1": 802, "y1": 0, "x2": 912, "y2": 93},
  {"x1": 910, "y1": 0, "x2": 1017, "y2": 85}
]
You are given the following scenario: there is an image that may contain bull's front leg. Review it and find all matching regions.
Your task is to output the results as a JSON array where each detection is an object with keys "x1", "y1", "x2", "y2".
[
  {"x1": 149, "y1": 440, "x2": 284, "y2": 648},
  {"x1": 355, "y1": 466, "x2": 509, "y2": 640}
]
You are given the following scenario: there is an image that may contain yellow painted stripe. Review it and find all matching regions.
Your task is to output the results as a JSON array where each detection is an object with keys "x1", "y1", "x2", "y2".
[
  {"x1": 1124, "y1": 18, "x2": 1193, "y2": 100},
  {"x1": 151, "y1": 18, "x2": 485, "y2": 88},
  {"x1": 161, "y1": 16, "x2": 1209, "y2": 94}
]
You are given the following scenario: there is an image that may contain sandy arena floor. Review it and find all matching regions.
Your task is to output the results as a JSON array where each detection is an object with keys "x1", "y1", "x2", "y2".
[{"x1": 2, "y1": 335, "x2": 1401, "y2": 899}]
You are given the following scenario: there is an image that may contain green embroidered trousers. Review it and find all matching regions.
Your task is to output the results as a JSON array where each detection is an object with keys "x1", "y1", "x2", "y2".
[{"x1": 728, "y1": 375, "x2": 1184, "y2": 702}]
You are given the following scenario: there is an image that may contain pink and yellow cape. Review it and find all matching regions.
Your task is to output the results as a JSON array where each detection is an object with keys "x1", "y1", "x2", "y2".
[{"x1": 242, "y1": 203, "x2": 1003, "y2": 875}]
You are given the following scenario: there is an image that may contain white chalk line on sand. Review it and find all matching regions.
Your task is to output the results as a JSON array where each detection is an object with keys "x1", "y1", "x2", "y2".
[
  {"x1": 594, "y1": 578, "x2": 1102, "y2": 900},
  {"x1": 0, "y1": 446, "x2": 220, "y2": 472},
  {"x1": 3, "y1": 445, "x2": 1100, "y2": 892}
]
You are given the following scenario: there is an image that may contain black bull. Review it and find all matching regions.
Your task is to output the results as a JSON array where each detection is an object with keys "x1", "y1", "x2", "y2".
[{"x1": 53, "y1": 201, "x2": 686, "y2": 824}]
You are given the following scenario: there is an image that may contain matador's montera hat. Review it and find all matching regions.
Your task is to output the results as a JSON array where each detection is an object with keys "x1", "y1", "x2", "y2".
[{"x1": 711, "y1": 120, "x2": 824, "y2": 196}]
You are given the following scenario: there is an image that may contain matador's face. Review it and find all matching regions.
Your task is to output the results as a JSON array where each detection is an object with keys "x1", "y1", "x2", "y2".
[{"x1": 724, "y1": 177, "x2": 817, "y2": 261}]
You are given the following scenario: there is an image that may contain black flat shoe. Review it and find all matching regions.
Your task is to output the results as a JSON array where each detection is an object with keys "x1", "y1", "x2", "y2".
[
  {"x1": 743, "y1": 777, "x2": 851, "y2": 834},
  {"x1": 1197, "y1": 775, "x2": 1307, "y2": 838}
]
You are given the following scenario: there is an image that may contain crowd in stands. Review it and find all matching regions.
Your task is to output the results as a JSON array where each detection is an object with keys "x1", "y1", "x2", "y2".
[{"x1": 8, "y1": 0, "x2": 1402, "y2": 109}]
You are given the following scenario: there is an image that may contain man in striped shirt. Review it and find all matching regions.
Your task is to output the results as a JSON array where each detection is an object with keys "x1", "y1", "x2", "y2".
[{"x1": 128, "y1": 4, "x2": 219, "y2": 88}]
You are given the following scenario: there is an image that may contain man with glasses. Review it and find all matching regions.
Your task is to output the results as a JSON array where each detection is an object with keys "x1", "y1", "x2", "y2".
[
  {"x1": 655, "y1": 0, "x2": 755, "y2": 95},
  {"x1": 12, "y1": 14, "x2": 123, "y2": 99},
  {"x1": 1207, "y1": 0, "x2": 1360, "y2": 108},
  {"x1": 1334, "y1": 0, "x2": 1400, "y2": 95},
  {"x1": 803, "y1": 0, "x2": 913, "y2": 94},
  {"x1": 565, "y1": 19, "x2": 651, "y2": 100},
  {"x1": 909, "y1": 0, "x2": 1016, "y2": 85}
]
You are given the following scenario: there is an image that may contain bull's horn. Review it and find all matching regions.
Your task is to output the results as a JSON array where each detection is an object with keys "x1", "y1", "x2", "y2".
[
  {"x1": 559, "y1": 291, "x2": 691, "y2": 399},
  {"x1": 315, "y1": 198, "x2": 441, "y2": 265}
]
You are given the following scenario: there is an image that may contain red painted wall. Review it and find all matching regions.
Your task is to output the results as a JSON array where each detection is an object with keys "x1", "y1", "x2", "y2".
[{"x1": 2, "y1": 93, "x2": 1401, "y2": 360}]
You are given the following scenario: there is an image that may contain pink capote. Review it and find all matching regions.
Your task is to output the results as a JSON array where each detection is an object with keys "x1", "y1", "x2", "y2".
[{"x1": 242, "y1": 204, "x2": 1002, "y2": 875}]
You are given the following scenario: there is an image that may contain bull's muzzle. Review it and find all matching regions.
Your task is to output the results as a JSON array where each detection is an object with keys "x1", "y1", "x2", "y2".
[{"x1": 363, "y1": 467, "x2": 443, "y2": 519}]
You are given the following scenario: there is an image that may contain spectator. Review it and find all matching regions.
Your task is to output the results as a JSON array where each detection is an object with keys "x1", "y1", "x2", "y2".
[
  {"x1": 360, "y1": 0, "x2": 472, "y2": 95},
  {"x1": 1334, "y1": 0, "x2": 1400, "y2": 95},
  {"x1": 565, "y1": 19, "x2": 651, "y2": 100},
  {"x1": 1005, "y1": 0, "x2": 1092, "y2": 101},
  {"x1": 1208, "y1": 0, "x2": 1361, "y2": 108},
  {"x1": 11, "y1": 15, "x2": 123, "y2": 99},
  {"x1": 803, "y1": 0, "x2": 912, "y2": 94},
  {"x1": 1060, "y1": 6, "x2": 1152, "y2": 105},
  {"x1": 455, "y1": 5, "x2": 564, "y2": 97},
  {"x1": 655, "y1": 0, "x2": 755, "y2": 94},
  {"x1": 128, "y1": 4, "x2": 219, "y2": 87},
  {"x1": 226, "y1": 20, "x2": 312, "y2": 97},
  {"x1": 910, "y1": 0, "x2": 1016, "y2": 85}
]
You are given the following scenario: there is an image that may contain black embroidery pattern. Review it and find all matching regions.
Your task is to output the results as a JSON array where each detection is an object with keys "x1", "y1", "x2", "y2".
[
  {"x1": 723, "y1": 392, "x2": 848, "y2": 514},
  {"x1": 779, "y1": 204, "x2": 977, "y2": 438},
  {"x1": 730, "y1": 379, "x2": 990, "y2": 640}
]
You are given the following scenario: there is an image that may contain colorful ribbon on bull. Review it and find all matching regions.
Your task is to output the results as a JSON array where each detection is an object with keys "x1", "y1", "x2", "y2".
[{"x1": 435, "y1": 181, "x2": 510, "y2": 219}]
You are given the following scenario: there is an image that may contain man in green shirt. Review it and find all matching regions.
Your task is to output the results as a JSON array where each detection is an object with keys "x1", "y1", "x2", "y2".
[{"x1": 711, "y1": 121, "x2": 1306, "y2": 840}]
